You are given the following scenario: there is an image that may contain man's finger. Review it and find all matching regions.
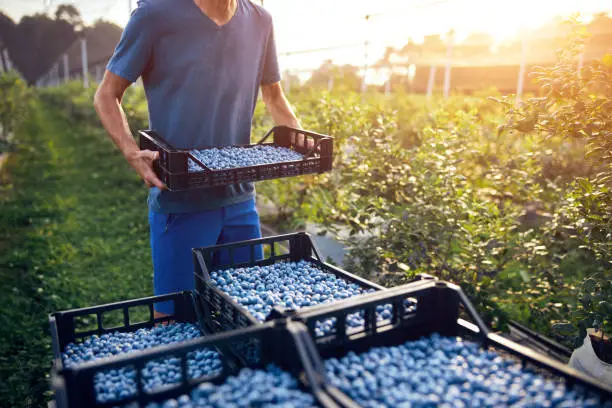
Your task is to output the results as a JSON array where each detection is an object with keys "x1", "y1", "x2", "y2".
[
  {"x1": 141, "y1": 150, "x2": 160, "y2": 162},
  {"x1": 146, "y1": 173, "x2": 166, "y2": 190}
]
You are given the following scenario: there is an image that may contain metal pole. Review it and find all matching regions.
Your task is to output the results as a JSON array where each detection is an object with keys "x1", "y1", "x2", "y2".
[
  {"x1": 54, "y1": 63, "x2": 59, "y2": 86},
  {"x1": 384, "y1": 66, "x2": 391, "y2": 96},
  {"x1": 3, "y1": 49, "x2": 11, "y2": 71},
  {"x1": 361, "y1": 40, "x2": 369, "y2": 94},
  {"x1": 63, "y1": 53, "x2": 69, "y2": 83},
  {"x1": 81, "y1": 37, "x2": 89, "y2": 88},
  {"x1": 516, "y1": 34, "x2": 527, "y2": 103},
  {"x1": 361, "y1": 14, "x2": 371, "y2": 94},
  {"x1": 426, "y1": 65, "x2": 437, "y2": 99},
  {"x1": 443, "y1": 34, "x2": 453, "y2": 98}
]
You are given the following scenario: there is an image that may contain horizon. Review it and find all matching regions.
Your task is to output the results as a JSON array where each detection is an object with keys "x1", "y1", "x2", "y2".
[{"x1": 2, "y1": 0, "x2": 611, "y2": 71}]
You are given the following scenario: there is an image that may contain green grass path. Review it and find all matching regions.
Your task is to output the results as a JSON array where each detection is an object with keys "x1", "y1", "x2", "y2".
[{"x1": 0, "y1": 100, "x2": 153, "y2": 407}]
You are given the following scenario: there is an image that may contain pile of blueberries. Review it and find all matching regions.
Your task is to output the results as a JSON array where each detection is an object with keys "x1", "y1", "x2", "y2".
[
  {"x1": 210, "y1": 260, "x2": 411, "y2": 335},
  {"x1": 324, "y1": 333, "x2": 609, "y2": 408},
  {"x1": 143, "y1": 364, "x2": 317, "y2": 408},
  {"x1": 189, "y1": 145, "x2": 304, "y2": 171},
  {"x1": 61, "y1": 323, "x2": 222, "y2": 403}
]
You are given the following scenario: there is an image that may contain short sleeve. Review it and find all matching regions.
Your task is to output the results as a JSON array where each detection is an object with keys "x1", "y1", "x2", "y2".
[
  {"x1": 261, "y1": 21, "x2": 281, "y2": 86},
  {"x1": 106, "y1": 5, "x2": 153, "y2": 83}
]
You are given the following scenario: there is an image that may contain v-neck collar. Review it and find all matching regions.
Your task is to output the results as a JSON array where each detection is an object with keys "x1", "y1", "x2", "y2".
[{"x1": 189, "y1": 0, "x2": 240, "y2": 31}]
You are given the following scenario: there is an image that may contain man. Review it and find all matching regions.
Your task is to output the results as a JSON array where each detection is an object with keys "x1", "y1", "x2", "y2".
[{"x1": 94, "y1": 0, "x2": 299, "y2": 318}]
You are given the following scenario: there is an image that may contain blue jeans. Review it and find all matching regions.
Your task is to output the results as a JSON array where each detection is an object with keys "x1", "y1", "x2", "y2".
[{"x1": 149, "y1": 198, "x2": 262, "y2": 314}]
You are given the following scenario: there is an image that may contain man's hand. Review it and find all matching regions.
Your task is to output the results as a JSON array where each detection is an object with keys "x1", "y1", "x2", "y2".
[
  {"x1": 95, "y1": 71, "x2": 167, "y2": 190},
  {"x1": 126, "y1": 149, "x2": 166, "y2": 190}
]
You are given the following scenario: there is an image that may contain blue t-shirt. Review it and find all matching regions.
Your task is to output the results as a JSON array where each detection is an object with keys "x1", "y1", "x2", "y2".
[{"x1": 107, "y1": 0, "x2": 281, "y2": 213}]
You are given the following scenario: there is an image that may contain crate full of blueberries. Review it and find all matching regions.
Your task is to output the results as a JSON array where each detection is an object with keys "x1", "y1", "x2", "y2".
[
  {"x1": 139, "y1": 125, "x2": 333, "y2": 191},
  {"x1": 280, "y1": 280, "x2": 612, "y2": 407},
  {"x1": 192, "y1": 232, "x2": 387, "y2": 335},
  {"x1": 52, "y1": 318, "x2": 355, "y2": 408},
  {"x1": 49, "y1": 291, "x2": 223, "y2": 406}
]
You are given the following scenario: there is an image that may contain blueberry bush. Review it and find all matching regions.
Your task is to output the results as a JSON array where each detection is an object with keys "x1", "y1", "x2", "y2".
[
  {"x1": 252, "y1": 22, "x2": 611, "y2": 345},
  {"x1": 0, "y1": 72, "x2": 32, "y2": 150}
]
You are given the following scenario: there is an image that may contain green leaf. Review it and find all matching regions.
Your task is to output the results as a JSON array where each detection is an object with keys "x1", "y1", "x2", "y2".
[
  {"x1": 552, "y1": 322, "x2": 575, "y2": 335},
  {"x1": 583, "y1": 278, "x2": 598, "y2": 293},
  {"x1": 597, "y1": 301, "x2": 611, "y2": 315}
]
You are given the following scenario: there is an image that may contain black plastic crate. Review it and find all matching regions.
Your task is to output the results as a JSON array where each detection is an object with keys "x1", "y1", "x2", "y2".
[
  {"x1": 51, "y1": 320, "x2": 357, "y2": 408},
  {"x1": 139, "y1": 125, "x2": 334, "y2": 191},
  {"x1": 280, "y1": 280, "x2": 612, "y2": 404},
  {"x1": 49, "y1": 291, "x2": 205, "y2": 373},
  {"x1": 192, "y1": 232, "x2": 385, "y2": 334}
]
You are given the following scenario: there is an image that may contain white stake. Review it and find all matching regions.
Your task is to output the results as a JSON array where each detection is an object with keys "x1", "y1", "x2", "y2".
[
  {"x1": 516, "y1": 34, "x2": 527, "y2": 104},
  {"x1": 63, "y1": 53, "x2": 69, "y2": 83},
  {"x1": 361, "y1": 40, "x2": 369, "y2": 94},
  {"x1": 2, "y1": 49, "x2": 11, "y2": 71},
  {"x1": 81, "y1": 37, "x2": 89, "y2": 88},
  {"x1": 426, "y1": 65, "x2": 437, "y2": 99}
]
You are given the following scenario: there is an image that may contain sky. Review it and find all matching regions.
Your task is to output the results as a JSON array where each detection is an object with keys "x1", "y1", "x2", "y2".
[{"x1": 2, "y1": 0, "x2": 611, "y2": 72}]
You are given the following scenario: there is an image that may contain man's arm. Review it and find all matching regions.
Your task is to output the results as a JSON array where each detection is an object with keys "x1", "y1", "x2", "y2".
[
  {"x1": 261, "y1": 82, "x2": 300, "y2": 129},
  {"x1": 93, "y1": 70, "x2": 165, "y2": 189}
]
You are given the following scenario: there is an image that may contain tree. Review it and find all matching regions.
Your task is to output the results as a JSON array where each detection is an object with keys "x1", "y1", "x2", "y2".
[
  {"x1": 55, "y1": 4, "x2": 84, "y2": 31},
  {"x1": 421, "y1": 34, "x2": 446, "y2": 54},
  {"x1": 1, "y1": 5, "x2": 84, "y2": 84},
  {"x1": 458, "y1": 32, "x2": 494, "y2": 57},
  {"x1": 0, "y1": 12, "x2": 16, "y2": 72},
  {"x1": 306, "y1": 60, "x2": 361, "y2": 92}
]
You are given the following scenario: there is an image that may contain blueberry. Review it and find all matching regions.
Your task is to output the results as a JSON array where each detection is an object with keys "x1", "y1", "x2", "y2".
[
  {"x1": 62, "y1": 323, "x2": 222, "y2": 403},
  {"x1": 170, "y1": 365, "x2": 313, "y2": 407},
  {"x1": 323, "y1": 334, "x2": 604, "y2": 407},
  {"x1": 210, "y1": 260, "x2": 397, "y2": 335},
  {"x1": 189, "y1": 145, "x2": 304, "y2": 172}
]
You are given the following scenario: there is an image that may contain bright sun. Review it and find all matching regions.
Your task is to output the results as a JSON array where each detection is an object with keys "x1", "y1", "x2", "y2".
[{"x1": 263, "y1": 0, "x2": 610, "y2": 70}]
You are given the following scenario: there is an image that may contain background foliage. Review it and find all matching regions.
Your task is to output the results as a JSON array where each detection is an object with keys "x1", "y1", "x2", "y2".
[{"x1": 0, "y1": 20, "x2": 610, "y2": 408}]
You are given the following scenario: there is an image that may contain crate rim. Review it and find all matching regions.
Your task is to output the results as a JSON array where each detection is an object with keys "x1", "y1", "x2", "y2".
[
  {"x1": 48, "y1": 290, "x2": 193, "y2": 319},
  {"x1": 155, "y1": 153, "x2": 328, "y2": 177},
  {"x1": 193, "y1": 231, "x2": 385, "y2": 290},
  {"x1": 139, "y1": 125, "x2": 333, "y2": 153}
]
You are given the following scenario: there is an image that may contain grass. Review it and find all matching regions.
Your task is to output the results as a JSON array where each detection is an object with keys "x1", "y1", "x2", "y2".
[{"x1": 0, "y1": 98, "x2": 153, "y2": 407}]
